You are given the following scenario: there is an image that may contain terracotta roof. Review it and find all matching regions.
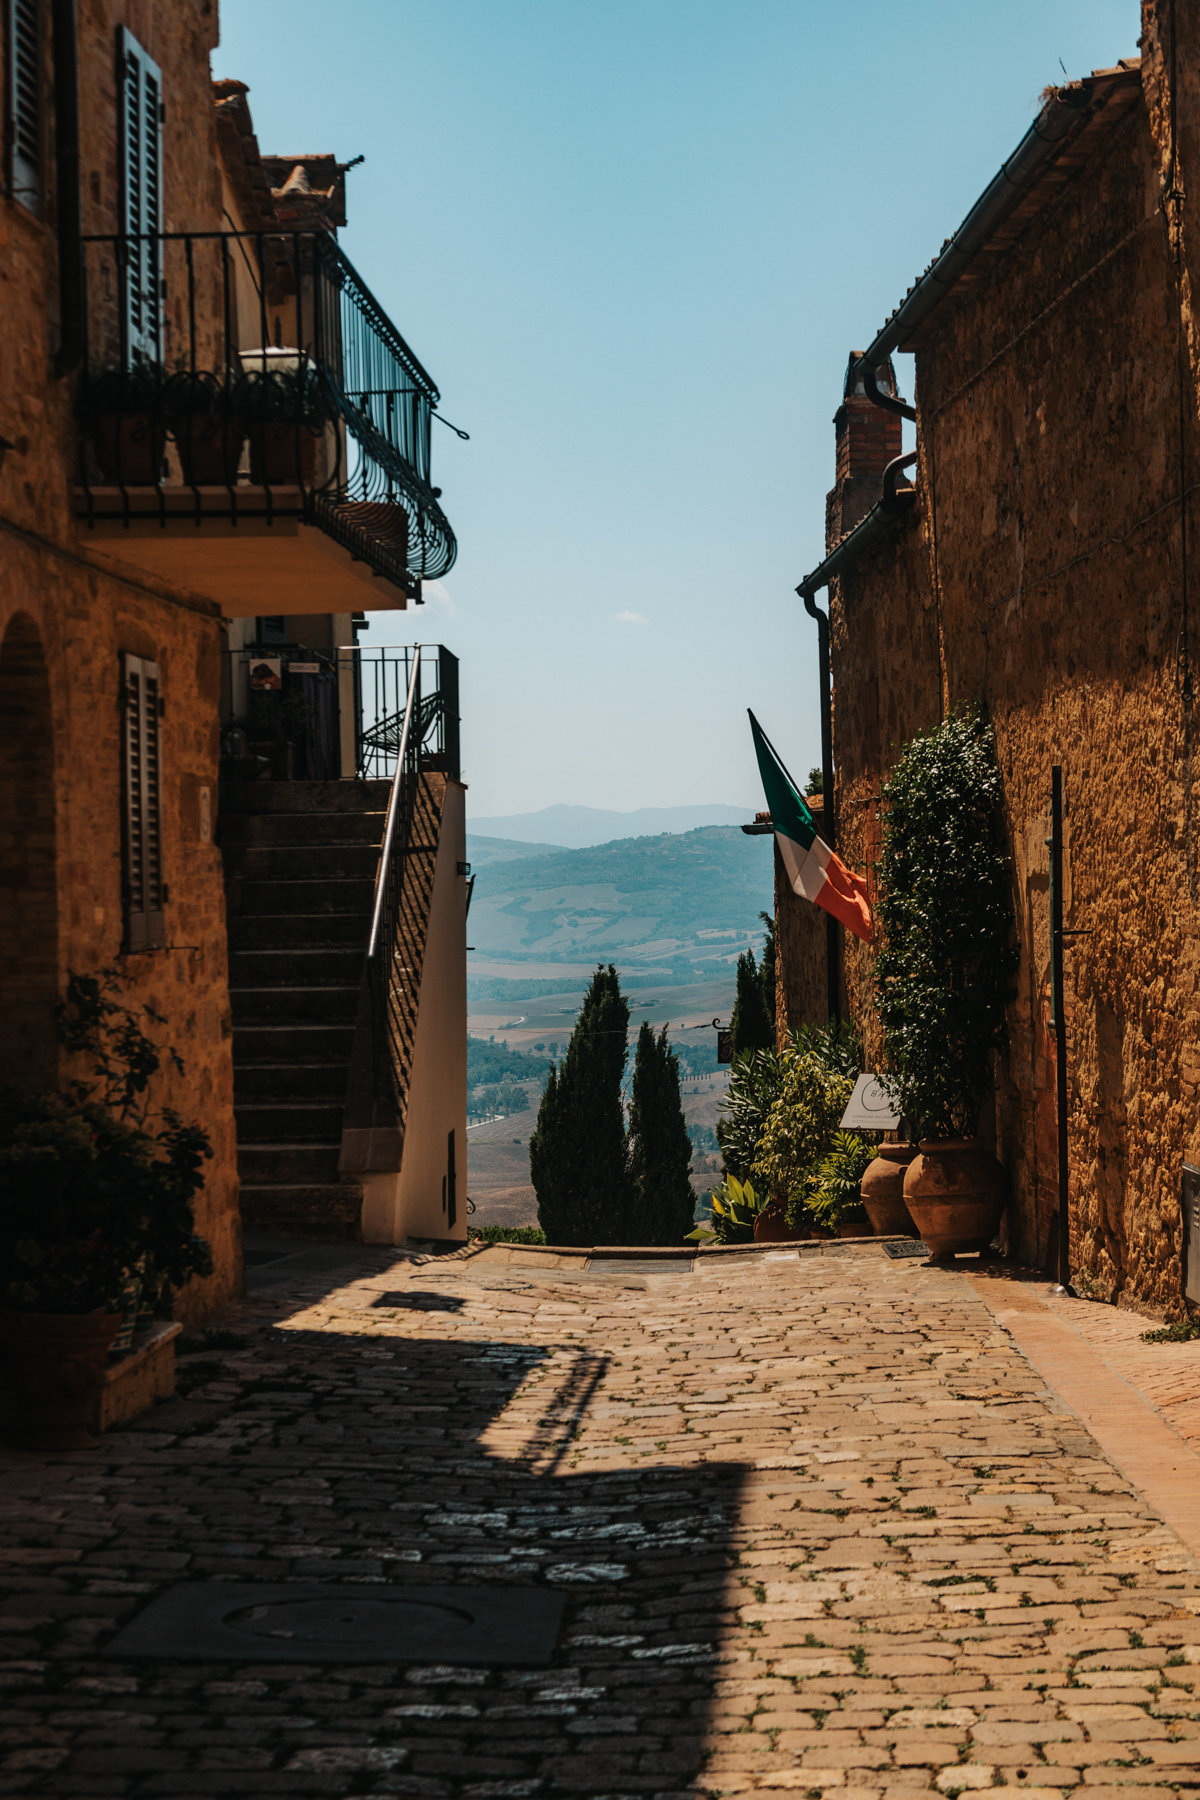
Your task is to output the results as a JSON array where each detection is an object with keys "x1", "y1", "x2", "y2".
[{"x1": 212, "y1": 79, "x2": 278, "y2": 233}]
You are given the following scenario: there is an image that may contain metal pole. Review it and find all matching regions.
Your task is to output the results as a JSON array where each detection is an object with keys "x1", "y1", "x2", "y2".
[
  {"x1": 800, "y1": 590, "x2": 840, "y2": 1026},
  {"x1": 1051, "y1": 765, "x2": 1070, "y2": 1289}
]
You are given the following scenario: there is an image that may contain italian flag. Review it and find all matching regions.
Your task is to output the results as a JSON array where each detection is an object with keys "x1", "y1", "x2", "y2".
[{"x1": 749, "y1": 710, "x2": 872, "y2": 942}]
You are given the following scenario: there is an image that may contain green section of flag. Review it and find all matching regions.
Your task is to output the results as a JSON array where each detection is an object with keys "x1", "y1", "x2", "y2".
[{"x1": 748, "y1": 712, "x2": 817, "y2": 851}]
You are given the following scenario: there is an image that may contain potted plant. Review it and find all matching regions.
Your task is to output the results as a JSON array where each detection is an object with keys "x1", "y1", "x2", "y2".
[
  {"x1": 875, "y1": 708, "x2": 1019, "y2": 1260},
  {"x1": 0, "y1": 971, "x2": 213, "y2": 1450},
  {"x1": 750, "y1": 1044, "x2": 854, "y2": 1236},
  {"x1": 687, "y1": 1175, "x2": 768, "y2": 1245},
  {"x1": 83, "y1": 364, "x2": 167, "y2": 484},
  {"x1": 235, "y1": 358, "x2": 335, "y2": 486},
  {"x1": 165, "y1": 369, "x2": 245, "y2": 486},
  {"x1": 808, "y1": 1131, "x2": 876, "y2": 1237}
]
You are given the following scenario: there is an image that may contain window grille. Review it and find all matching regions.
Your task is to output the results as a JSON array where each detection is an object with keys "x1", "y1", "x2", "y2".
[
  {"x1": 117, "y1": 26, "x2": 162, "y2": 362},
  {"x1": 121, "y1": 653, "x2": 165, "y2": 952},
  {"x1": 9, "y1": 0, "x2": 41, "y2": 215}
]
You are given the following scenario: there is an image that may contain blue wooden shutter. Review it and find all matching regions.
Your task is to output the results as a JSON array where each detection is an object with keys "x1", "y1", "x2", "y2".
[
  {"x1": 9, "y1": 0, "x2": 42, "y2": 215},
  {"x1": 117, "y1": 26, "x2": 162, "y2": 364},
  {"x1": 121, "y1": 653, "x2": 165, "y2": 953}
]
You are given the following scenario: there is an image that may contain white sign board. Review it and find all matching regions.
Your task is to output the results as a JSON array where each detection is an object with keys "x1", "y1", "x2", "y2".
[{"x1": 840, "y1": 1073, "x2": 901, "y2": 1132}]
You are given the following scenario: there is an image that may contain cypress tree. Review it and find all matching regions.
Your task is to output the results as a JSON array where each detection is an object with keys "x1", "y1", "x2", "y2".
[
  {"x1": 758, "y1": 911, "x2": 776, "y2": 1030},
  {"x1": 730, "y1": 947, "x2": 773, "y2": 1055},
  {"x1": 626, "y1": 1022, "x2": 695, "y2": 1244},
  {"x1": 530, "y1": 964, "x2": 631, "y2": 1245}
]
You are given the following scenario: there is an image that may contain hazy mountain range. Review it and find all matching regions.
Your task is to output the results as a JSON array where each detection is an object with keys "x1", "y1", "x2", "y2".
[{"x1": 467, "y1": 802, "x2": 753, "y2": 849}]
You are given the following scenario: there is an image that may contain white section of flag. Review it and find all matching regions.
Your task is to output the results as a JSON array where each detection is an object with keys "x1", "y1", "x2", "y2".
[{"x1": 777, "y1": 831, "x2": 833, "y2": 903}]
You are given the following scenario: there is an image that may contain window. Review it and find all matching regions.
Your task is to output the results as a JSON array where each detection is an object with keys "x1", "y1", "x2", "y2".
[
  {"x1": 121, "y1": 653, "x2": 165, "y2": 952},
  {"x1": 117, "y1": 26, "x2": 162, "y2": 362},
  {"x1": 8, "y1": 0, "x2": 41, "y2": 216},
  {"x1": 256, "y1": 616, "x2": 288, "y2": 646}
]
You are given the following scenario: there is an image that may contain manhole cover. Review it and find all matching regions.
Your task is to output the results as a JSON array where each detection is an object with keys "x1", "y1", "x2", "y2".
[
  {"x1": 103, "y1": 1583, "x2": 566, "y2": 1665},
  {"x1": 883, "y1": 1240, "x2": 930, "y2": 1260}
]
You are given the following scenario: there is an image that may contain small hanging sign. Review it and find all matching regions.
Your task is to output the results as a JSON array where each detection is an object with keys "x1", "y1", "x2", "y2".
[{"x1": 288, "y1": 661, "x2": 321, "y2": 675}]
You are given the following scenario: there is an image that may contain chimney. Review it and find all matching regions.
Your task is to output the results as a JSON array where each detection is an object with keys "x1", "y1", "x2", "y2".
[{"x1": 825, "y1": 352, "x2": 906, "y2": 549}]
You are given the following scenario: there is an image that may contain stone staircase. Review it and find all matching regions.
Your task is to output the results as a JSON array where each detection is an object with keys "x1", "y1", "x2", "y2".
[{"x1": 221, "y1": 780, "x2": 391, "y2": 1239}]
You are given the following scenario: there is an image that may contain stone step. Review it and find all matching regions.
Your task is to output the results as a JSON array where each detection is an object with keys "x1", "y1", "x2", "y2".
[
  {"x1": 227, "y1": 843, "x2": 382, "y2": 883},
  {"x1": 231, "y1": 876, "x2": 376, "y2": 915},
  {"x1": 238, "y1": 1142, "x2": 343, "y2": 1185},
  {"x1": 239, "y1": 1181, "x2": 363, "y2": 1239},
  {"x1": 220, "y1": 779, "x2": 391, "y2": 815},
  {"x1": 221, "y1": 810, "x2": 387, "y2": 848},
  {"x1": 229, "y1": 984, "x2": 361, "y2": 1028},
  {"x1": 232, "y1": 1062, "x2": 354, "y2": 1103},
  {"x1": 232, "y1": 1023, "x2": 356, "y2": 1065},
  {"x1": 235, "y1": 1102, "x2": 345, "y2": 1143},
  {"x1": 227, "y1": 913, "x2": 371, "y2": 952},
  {"x1": 228, "y1": 948, "x2": 365, "y2": 988}
]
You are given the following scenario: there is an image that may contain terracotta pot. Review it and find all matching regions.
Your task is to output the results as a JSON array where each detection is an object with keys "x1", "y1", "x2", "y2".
[
  {"x1": 175, "y1": 414, "x2": 245, "y2": 485},
  {"x1": 248, "y1": 421, "x2": 320, "y2": 486},
  {"x1": 837, "y1": 1219, "x2": 873, "y2": 1238},
  {"x1": 861, "y1": 1145, "x2": 919, "y2": 1237},
  {"x1": 901, "y1": 1138, "x2": 1006, "y2": 1260},
  {"x1": 89, "y1": 414, "x2": 167, "y2": 484},
  {"x1": 0, "y1": 1310, "x2": 122, "y2": 1450},
  {"x1": 754, "y1": 1196, "x2": 796, "y2": 1242}
]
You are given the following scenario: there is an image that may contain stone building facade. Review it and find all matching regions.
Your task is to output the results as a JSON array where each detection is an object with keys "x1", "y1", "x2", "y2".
[{"x1": 783, "y1": 2, "x2": 1200, "y2": 1313}]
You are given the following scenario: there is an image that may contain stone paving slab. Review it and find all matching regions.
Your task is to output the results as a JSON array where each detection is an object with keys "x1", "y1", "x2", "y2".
[{"x1": 3, "y1": 1249, "x2": 1200, "y2": 1797}]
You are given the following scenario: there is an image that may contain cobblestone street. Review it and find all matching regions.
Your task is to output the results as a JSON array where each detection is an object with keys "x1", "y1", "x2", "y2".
[{"x1": 4, "y1": 1242, "x2": 1200, "y2": 1799}]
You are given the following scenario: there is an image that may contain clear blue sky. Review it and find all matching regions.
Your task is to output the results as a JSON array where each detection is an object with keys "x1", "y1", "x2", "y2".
[{"x1": 216, "y1": 0, "x2": 1136, "y2": 819}]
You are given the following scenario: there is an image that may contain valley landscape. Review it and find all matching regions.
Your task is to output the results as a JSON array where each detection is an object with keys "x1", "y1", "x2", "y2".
[{"x1": 463, "y1": 812, "x2": 773, "y2": 1229}]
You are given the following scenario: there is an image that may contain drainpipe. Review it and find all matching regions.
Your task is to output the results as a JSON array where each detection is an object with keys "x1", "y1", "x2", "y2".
[{"x1": 52, "y1": 0, "x2": 84, "y2": 374}]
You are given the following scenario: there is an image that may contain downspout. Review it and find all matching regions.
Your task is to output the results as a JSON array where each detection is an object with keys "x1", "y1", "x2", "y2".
[
  {"x1": 52, "y1": 0, "x2": 84, "y2": 374},
  {"x1": 796, "y1": 450, "x2": 918, "y2": 1027}
]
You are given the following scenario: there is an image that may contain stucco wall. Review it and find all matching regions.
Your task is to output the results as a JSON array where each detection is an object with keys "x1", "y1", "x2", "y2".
[{"x1": 0, "y1": 0, "x2": 240, "y2": 1322}]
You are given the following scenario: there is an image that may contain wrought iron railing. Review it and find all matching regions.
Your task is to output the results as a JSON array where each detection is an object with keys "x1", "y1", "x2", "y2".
[
  {"x1": 220, "y1": 642, "x2": 459, "y2": 782},
  {"x1": 75, "y1": 229, "x2": 456, "y2": 598}
]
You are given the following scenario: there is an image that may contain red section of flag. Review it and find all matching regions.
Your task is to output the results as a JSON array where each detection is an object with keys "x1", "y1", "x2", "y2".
[{"x1": 816, "y1": 851, "x2": 872, "y2": 942}]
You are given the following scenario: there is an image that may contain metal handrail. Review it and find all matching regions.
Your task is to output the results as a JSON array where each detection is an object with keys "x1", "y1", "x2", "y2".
[{"x1": 367, "y1": 645, "x2": 421, "y2": 963}]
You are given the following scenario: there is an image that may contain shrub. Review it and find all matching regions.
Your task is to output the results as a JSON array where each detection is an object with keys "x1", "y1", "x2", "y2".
[
  {"x1": 808, "y1": 1131, "x2": 876, "y2": 1230},
  {"x1": 875, "y1": 708, "x2": 1018, "y2": 1139},
  {"x1": 470, "y1": 1226, "x2": 547, "y2": 1246},
  {"x1": 687, "y1": 1176, "x2": 765, "y2": 1245},
  {"x1": 716, "y1": 1045, "x2": 784, "y2": 1181},
  {"x1": 751, "y1": 1049, "x2": 854, "y2": 1232}
]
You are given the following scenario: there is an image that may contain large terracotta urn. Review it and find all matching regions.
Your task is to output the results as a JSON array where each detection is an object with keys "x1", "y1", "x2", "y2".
[
  {"x1": 902, "y1": 1139, "x2": 1006, "y2": 1260},
  {"x1": 861, "y1": 1145, "x2": 919, "y2": 1237},
  {"x1": 0, "y1": 1311, "x2": 122, "y2": 1450}
]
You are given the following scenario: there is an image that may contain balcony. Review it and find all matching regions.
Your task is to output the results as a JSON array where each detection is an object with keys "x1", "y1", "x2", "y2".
[{"x1": 73, "y1": 230, "x2": 456, "y2": 616}]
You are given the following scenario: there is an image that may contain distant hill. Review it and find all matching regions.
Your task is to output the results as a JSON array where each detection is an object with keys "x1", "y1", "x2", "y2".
[
  {"x1": 468, "y1": 802, "x2": 753, "y2": 849},
  {"x1": 466, "y1": 834, "x2": 569, "y2": 870},
  {"x1": 467, "y1": 823, "x2": 774, "y2": 973}
]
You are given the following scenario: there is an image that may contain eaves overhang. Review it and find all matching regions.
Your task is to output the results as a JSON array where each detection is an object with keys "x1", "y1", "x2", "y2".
[{"x1": 850, "y1": 58, "x2": 1143, "y2": 385}]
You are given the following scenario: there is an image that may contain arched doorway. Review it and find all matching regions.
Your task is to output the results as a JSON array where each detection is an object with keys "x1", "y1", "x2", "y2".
[{"x1": 0, "y1": 612, "x2": 58, "y2": 1086}]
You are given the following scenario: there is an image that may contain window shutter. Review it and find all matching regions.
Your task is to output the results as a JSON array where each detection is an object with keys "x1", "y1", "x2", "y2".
[
  {"x1": 9, "y1": 0, "x2": 42, "y2": 216},
  {"x1": 121, "y1": 653, "x2": 165, "y2": 953},
  {"x1": 117, "y1": 26, "x2": 163, "y2": 363}
]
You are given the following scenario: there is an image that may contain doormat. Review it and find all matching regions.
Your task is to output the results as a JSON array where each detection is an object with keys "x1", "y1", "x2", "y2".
[
  {"x1": 103, "y1": 1582, "x2": 566, "y2": 1665},
  {"x1": 883, "y1": 1240, "x2": 931, "y2": 1259}
]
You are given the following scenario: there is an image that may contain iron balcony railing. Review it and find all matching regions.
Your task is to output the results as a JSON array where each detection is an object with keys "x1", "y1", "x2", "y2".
[
  {"x1": 76, "y1": 229, "x2": 457, "y2": 599},
  {"x1": 219, "y1": 642, "x2": 460, "y2": 783}
]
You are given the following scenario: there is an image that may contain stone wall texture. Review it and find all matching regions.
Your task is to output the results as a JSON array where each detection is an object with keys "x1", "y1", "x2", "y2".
[
  {"x1": 785, "y1": 5, "x2": 1200, "y2": 1314},
  {"x1": 0, "y1": 0, "x2": 240, "y2": 1322}
]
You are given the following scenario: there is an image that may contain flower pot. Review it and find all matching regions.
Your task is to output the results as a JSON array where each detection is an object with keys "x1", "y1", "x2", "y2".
[
  {"x1": 89, "y1": 414, "x2": 167, "y2": 484},
  {"x1": 861, "y1": 1145, "x2": 919, "y2": 1237},
  {"x1": 902, "y1": 1138, "x2": 1006, "y2": 1261},
  {"x1": 754, "y1": 1196, "x2": 797, "y2": 1242},
  {"x1": 0, "y1": 1310, "x2": 123, "y2": 1450},
  {"x1": 248, "y1": 420, "x2": 320, "y2": 486},
  {"x1": 837, "y1": 1219, "x2": 873, "y2": 1238},
  {"x1": 175, "y1": 413, "x2": 245, "y2": 485}
]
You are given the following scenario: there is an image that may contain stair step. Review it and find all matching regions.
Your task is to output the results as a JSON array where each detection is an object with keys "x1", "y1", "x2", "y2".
[
  {"x1": 222, "y1": 811, "x2": 386, "y2": 848},
  {"x1": 220, "y1": 779, "x2": 391, "y2": 815},
  {"x1": 228, "y1": 948, "x2": 365, "y2": 987},
  {"x1": 239, "y1": 1181, "x2": 364, "y2": 1238},
  {"x1": 232, "y1": 1063, "x2": 355, "y2": 1102},
  {"x1": 232, "y1": 1023, "x2": 356, "y2": 1064},
  {"x1": 231, "y1": 876, "x2": 376, "y2": 915},
  {"x1": 235, "y1": 1102, "x2": 345, "y2": 1143},
  {"x1": 228, "y1": 913, "x2": 370, "y2": 951},
  {"x1": 238, "y1": 1143, "x2": 343, "y2": 1184},
  {"x1": 229, "y1": 984, "x2": 361, "y2": 1027},
  {"x1": 227, "y1": 843, "x2": 382, "y2": 882}
]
